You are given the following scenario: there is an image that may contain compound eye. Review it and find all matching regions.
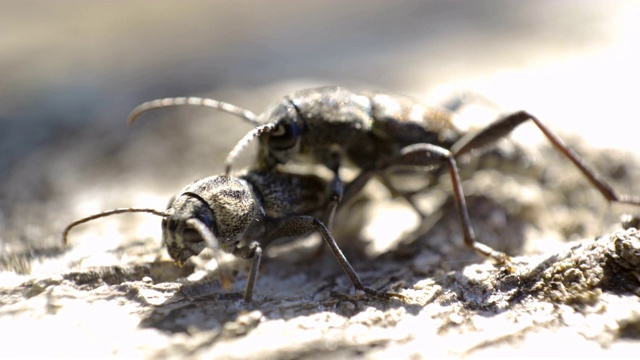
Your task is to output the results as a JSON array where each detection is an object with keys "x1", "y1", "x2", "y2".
[{"x1": 268, "y1": 121, "x2": 301, "y2": 150}]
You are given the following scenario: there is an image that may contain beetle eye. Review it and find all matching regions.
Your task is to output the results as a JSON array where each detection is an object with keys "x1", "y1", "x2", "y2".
[
  {"x1": 268, "y1": 121, "x2": 301, "y2": 150},
  {"x1": 271, "y1": 124, "x2": 287, "y2": 136}
]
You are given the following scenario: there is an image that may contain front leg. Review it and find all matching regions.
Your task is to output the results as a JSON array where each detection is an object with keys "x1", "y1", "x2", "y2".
[{"x1": 232, "y1": 242, "x2": 263, "y2": 302}]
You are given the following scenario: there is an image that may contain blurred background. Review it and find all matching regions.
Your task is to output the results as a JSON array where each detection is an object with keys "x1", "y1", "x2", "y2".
[{"x1": 1, "y1": 0, "x2": 639, "y2": 257}]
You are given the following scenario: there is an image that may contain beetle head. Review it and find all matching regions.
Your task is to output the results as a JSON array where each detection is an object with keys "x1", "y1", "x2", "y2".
[{"x1": 257, "y1": 97, "x2": 304, "y2": 168}]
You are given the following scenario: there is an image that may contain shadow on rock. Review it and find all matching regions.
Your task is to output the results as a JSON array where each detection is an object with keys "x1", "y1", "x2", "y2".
[{"x1": 138, "y1": 252, "x2": 420, "y2": 338}]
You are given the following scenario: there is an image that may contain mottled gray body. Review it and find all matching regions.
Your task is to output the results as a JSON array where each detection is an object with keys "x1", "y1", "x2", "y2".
[
  {"x1": 155, "y1": 170, "x2": 401, "y2": 302},
  {"x1": 162, "y1": 171, "x2": 328, "y2": 265},
  {"x1": 255, "y1": 87, "x2": 461, "y2": 173}
]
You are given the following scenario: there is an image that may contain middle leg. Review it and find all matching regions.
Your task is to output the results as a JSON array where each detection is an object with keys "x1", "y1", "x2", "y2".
[{"x1": 342, "y1": 143, "x2": 511, "y2": 264}]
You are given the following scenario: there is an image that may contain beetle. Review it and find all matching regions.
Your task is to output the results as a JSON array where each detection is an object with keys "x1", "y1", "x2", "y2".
[
  {"x1": 63, "y1": 169, "x2": 406, "y2": 302},
  {"x1": 128, "y1": 87, "x2": 640, "y2": 262}
]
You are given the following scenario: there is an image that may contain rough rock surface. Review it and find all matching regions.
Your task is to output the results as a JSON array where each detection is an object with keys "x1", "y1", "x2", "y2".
[
  {"x1": 2, "y1": 110, "x2": 639, "y2": 358},
  {"x1": 2, "y1": 4, "x2": 640, "y2": 355}
]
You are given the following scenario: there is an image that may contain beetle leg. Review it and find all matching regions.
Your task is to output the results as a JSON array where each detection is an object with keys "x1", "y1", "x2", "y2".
[
  {"x1": 451, "y1": 111, "x2": 640, "y2": 206},
  {"x1": 233, "y1": 242, "x2": 263, "y2": 302},
  {"x1": 266, "y1": 216, "x2": 405, "y2": 300},
  {"x1": 343, "y1": 144, "x2": 511, "y2": 264}
]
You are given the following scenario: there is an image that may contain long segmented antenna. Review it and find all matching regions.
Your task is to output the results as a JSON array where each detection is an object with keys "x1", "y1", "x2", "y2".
[
  {"x1": 127, "y1": 97, "x2": 260, "y2": 126},
  {"x1": 186, "y1": 218, "x2": 234, "y2": 290},
  {"x1": 224, "y1": 123, "x2": 278, "y2": 174},
  {"x1": 62, "y1": 208, "x2": 170, "y2": 245}
]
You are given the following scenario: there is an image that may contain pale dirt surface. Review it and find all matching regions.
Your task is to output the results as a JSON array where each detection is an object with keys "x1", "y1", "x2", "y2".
[{"x1": 1, "y1": 1, "x2": 640, "y2": 359}]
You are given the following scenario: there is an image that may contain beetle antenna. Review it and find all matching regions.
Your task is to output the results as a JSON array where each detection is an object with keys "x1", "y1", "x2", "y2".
[
  {"x1": 186, "y1": 218, "x2": 235, "y2": 290},
  {"x1": 128, "y1": 97, "x2": 260, "y2": 126},
  {"x1": 186, "y1": 218, "x2": 221, "y2": 251},
  {"x1": 62, "y1": 208, "x2": 170, "y2": 245},
  {"x1": 224, "y1": 123, "x2": 278, "y2": 175}
]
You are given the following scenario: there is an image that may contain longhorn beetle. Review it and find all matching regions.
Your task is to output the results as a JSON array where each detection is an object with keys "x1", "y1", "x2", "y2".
[
  {"x1": 128, "y1": 86, "x2": 640, "y2": 262},
  {"x1": 63, "y1": 169, "x2": 406, "y2": 302}
]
